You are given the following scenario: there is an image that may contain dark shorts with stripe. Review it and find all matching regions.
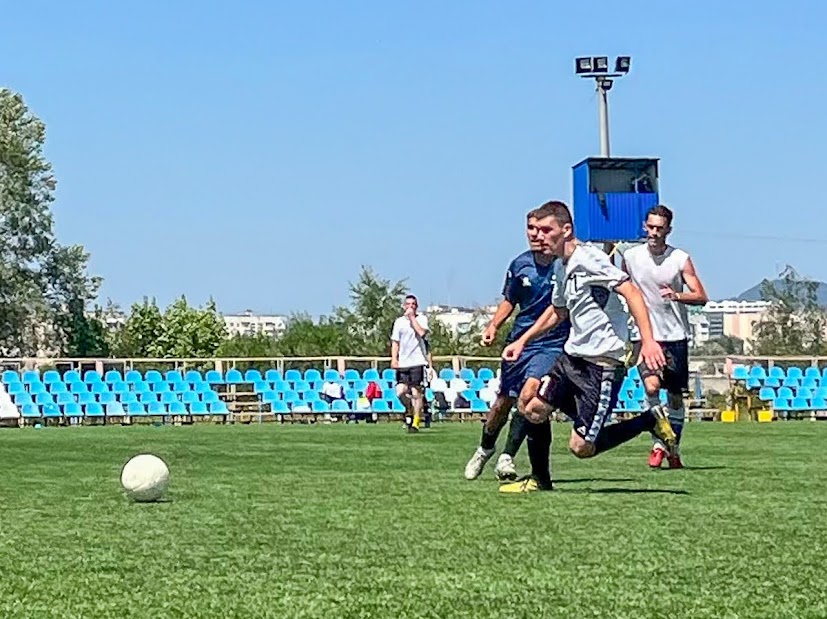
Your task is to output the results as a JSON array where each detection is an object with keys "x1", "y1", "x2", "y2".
[
  {"x1": 536, "y1": 353, "x2": 625, "y2": 444},
  {"x1": 632, "y1": 339, "x2": 689, "y2": 394},
  {"x1": 397, "y1": 366, "x2": 425, "y2": 388},
  {"x1": 499, "y1": 346, "x2": 563, "y2": 399}
]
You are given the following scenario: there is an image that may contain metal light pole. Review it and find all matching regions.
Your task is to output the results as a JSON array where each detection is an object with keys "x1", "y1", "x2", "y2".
[{"x1": 575, "y1": 56, "x2": 631, "y2": 158}]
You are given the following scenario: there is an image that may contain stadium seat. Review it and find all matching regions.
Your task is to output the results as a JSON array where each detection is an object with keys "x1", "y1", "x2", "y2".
[
  {"x1": 210, "y1": 401, "x2": 229, "y2": 415},
  {"x1": 35, "y1": 393, "x2": 54, "y2": 406},
  {"x1": 85, "y1": 403, "x2": 104, "y2": 417},
  {"x1": 293, "y1": 380, "x2": 310, "y2": 393},
  {"x1": 768, "y1": 367, "x2": 784, "y2": 380},
  {"x1": 292, "y1": 404, "x2": 311, "y2": 413},
  {"x1": 304, "y1": 369, "x2": 322, "y2": 383},
  {"x1": 202, "y1": 392, "x2": 220, "y2": 404},
  {"x1": 147, "y1": 402, "x2": 166, "y2": 416},
  {"x1": 461, "y1": 389, "x2": 476, "y2": 402},
  {"x1": 344, "y1": 369, "x2": 360, "y2": 382},
  {"x1": 470, "y1": 399, "x2": 488, "y2": 413},
  {"x1": 261, "y1": 391, "x2": 278, "y2": 404},
  {"x1": 185, "y1": 370, "x2": 203, "y2": 383},
  {"x1": 449, "y1": 378, "x2": 468, "y2": 392},
  {"x1": 353, "y1": 379, "x2": 368, "y2": 392},
  {"x1": 64, "y1": 370, "x2": 81, "y2": 383},
  {"x1": 104, "y1": 370, "x2": 122, "y2": 383},
  {"x1": 282, "y1": 392, "x2": 299, "y2": 404},
  {"x1": 253, "y1": 381, "x2": 269, "y2": 394},
  {"x1": 78, "y1": 393, "x2": 96, "y2": 405},
  {"x1": 389, "y1": 398, "x2": 405, "y2": 413},
  {"x1": 92, "y1": 383, "x2": 110, "y2": 395},
  {"x1": 63, "y1": 402, "x2": 82, "y2": 418},
  {"x1": 139, "y1": 393, "x2": 158, "y2": 404},
  {"x1": 145, "y1": 370, "x2": 162, "y2": 384},
  {"x1": 106, "y1": 403, "x2": 126, "y2": 417},
  {"x1": 477, "y1": 368, "x2": 495, "y2": 381},
  {"x1": 165, "y1": 370, "x2": 183, "y2": 383},
  {"x1": 627, "y1": 366, "x2": 641, "y2": 381},
  {"x1": 120, "y1": 392, "x2": 138, "y2": 405},
  {"x1": 817, "y1": 386, "x2": 827, "y2": 399},
  {"x1": 56, "y1": 392, "x2": 74, "y2": 405},
  {"x1": 152, "y1": 382, "x2": 170, "y2": 394},
  {"x1": 748, "y1": 366, "x2": 767, "y2": 380},
  {"x1": 42, "y1": 403, "x2": 61, "y2": 418},
  {"x1": 778, "y1": 387, "x2": 794, "y2": 399},
  {"x1": 791, "y1": 397, "x2": 810, "y2": 411},
  {"x1": 787, "y1": 367, "x2": 803, "y2": 380},
  {"x1": 100, "y1": 393, "x2": 117, "y2": 405},
  {"x1": 205, "y1": 370, "x2": 223, "y2": 384},
  {"x1": 190, "y1": 402, "x2": 209, "y2": 415},
  {"x1": 271, "y1": 401, "x2": 290, "y2": 414},
  {"x1": 439, "y1": 368, "x2": 455, "y2": 381},
  {"x1": 2, "y1": 370, "x2": 19, "y2": 384},
  {"x1": 746, "y1": 378, "x2": 761, "y2": 390},
  {"x1": 126, "y1": 403, "x2": 147, "y2": 416},
  {"x1": 225, "y1": 369, "x2": 243, "y2": 384},
  {"x1": 273, "y1": 380, "x2": 290, "y2": 392},
  {"x1": 345, "y1": 389, "x2": 359, "y2": 402},
  {"x1": 331, "y1": 400, "x2": 350, "y2": 413},
  {"x1": 758, "y1": 387, "x2": 776, "y2": 401},
  {"x1": 459, "y1": 368, "x2": 476, "y2": 381},
  {"x1": 84, "y1": 371, "x2": 102, "y2": 384},
  {"x1": 284, "y1": 369, "x2": 302, "y2": 383},
  {"x1": 382, "y1": 368, "x2": 396, "y2": 382},
  {"x1": 323, "y1": 369, "x2": 339, "y2": 381},
  {"x1": 802, "y1": 377, "x2": 819, "y2": 389},
  {"x1": 311, "y1": 401, "x2": 330, "y2": 412},
  {"x1": 244, "y1": 369, "x2": 263, "y2": 383},
  {"x1": 168, "y1": 402, "x2": 186, "y2": 415},
  {"x1": 764, "y1": 377, "x2": 781, "y2": 388},
  {"x1": 160, "y1": 392, "x2": 178, "y2": 405},
  {"x1": 13, "y1": 393, "x2": 32, "y2": 406},
  {"x1": 111, "y1": 381, "x2": 128, "y2": 394},
  {"x1": 812, "y1": 397, "x2": 827, "y2": 410},
  {"x1": 22, "y1": 371, "x2": 40, "y2": 384},
  {"x1": 469, "y1": 378, "x2": 485, "y2": 391},
  {"x1": 20, "y1": 403, "x2": 40, "y2": 418},
  {"x1": 797, "y1": 387, "x2": 814, "y2": 399},
  {"x1": 43, "y1": 370, "x2": 61, "y2": 384},
  {"x1": 372, "y1": 400, "x2": 390, "y2": 413},
  {"x1": 125, "y1": 370, "x2": 142, "y2": 384},
  {"x1": 782, "y1": 377, "x2": 800, "y2": 388},
  {"x1": 265, "y1": 369, "x2": 283, "y2": 382},
  {"x1": 805, "y1": 367, "x2": 821, "y2": 380},
  {"x1": 171, "y1": 381, "x2": 189, "y2": 393},
  {"x1": 363, "y1": 368, "x2": 380, "y2": 382},
  {"x1": 192, "y1": 381, "x2": 210, "y2": 393},
  {"x1": 731, "y1": 366, "x2": 749, "y2": 381},
  {"x1": 303, "y1": 391, "x2": 320, "y2": 403}
]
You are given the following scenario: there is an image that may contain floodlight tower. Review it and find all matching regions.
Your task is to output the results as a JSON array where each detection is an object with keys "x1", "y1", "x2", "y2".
[{"x1": 574, "y1": 56, "x2": 631, "y2": 158}]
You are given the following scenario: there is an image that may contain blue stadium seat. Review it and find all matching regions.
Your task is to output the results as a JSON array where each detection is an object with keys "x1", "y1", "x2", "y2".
[
  {"x1": 439, "y1": 368, "x2": 455, "y2": 381},
  {"x1": 225, "y1": 369, "x2": 243, "y2": 384},
  {"x1": 382, "y1": 368, "x2": 396, "y2": 381},
  {"x1": 797, "y1": 387, "x2": 814, "y2": 399},
  {"x1": 778, "y1": 387, "x2": 794, "y2": 399},
  {"x1": 265, "y1": 369, "x2": 283, "y2": 382},
  {"x1": 91, "y1": 383, "x2": 110, "y2": 395},
  {"x1": 104, "y1": 370, "x2": 122, "y2": 383},
  {"x1": 817, "y1": 386, "x2": 827, "y2": 399},
  {"x1": 244, "y1": 369, "x2": 263, "y2": 383},
  {"x1": 7, "y1": 383, "x2": 25, "y2": 395},
  {"x1": 132, "y1": 383, "x2": 151, "y2": 396},
  {"x1": 261, "y1": 391, "x2": 278, "y2": 404},
  {"x1": 127, "y1": 403, "x2": 147, "y2": 416},
  {"x1": 43, "y1": 370, "x2": 61, "y2": 384},
  {"x1": 100, "y1": 393, "x2": 117, "y2": 405},
  {"x1": 147, "y1": 402, "x2": 166, "y2": 416},
  {"x1": 42, "y1": 403, "x2": 61, "y2": 418},
  {"x1": 205, "y1": 370, "x2": 223, "y2": 384},
  {"x1": 768, "y1": 367, "x2": 784, "y2": 380},
  {"x1": 253, "y1": 381, "x2": 269, "y2": 394},
  {"x1": 389, "y1": 398, "x2": 405, "y2": 413},
  {"x1": 185, "y1": 370, "x2": 203, "y2": 383},
  {"x1": 791, "y1": 397, "x2": 809, "y2": 411},
  {"x1": 470, "y1": 399, "x2": 488, "y2": 413},
  {"x1": 731, "y1": 366, "x2": 749, "y2": 381},
  {"x1": 764, "y1": 377, "x2": 781, "y2": 388},
  {"x1": 273, "y1": 380, "x2": 289, "y2": 392},
  {"x1": 20, "y1": 403, "x2": 39, "y2": 418},
  {"x1": 805, "y1": 367, "x2": 821, "y2": 380},
  {"x1": 470, "y1": 378, "x2": 485, "y2": 391},
  {"x1": 461, "y1": 389, "x2": 476, "y2": 402},
  {"x1": 802, "y1": 377, "x2": 819, "y2": 389},
  {"x1": 282, "y1": 391, "x2": 299, "y2": 404},
  {"x1": 170, "y1": 381, "x2": 188, "y2": 393},
  {"x1": 28, "y1": 383, "x2": 46, "y2": 395},
  {"x1": 68, "y1": 382, "x2": 88, "y2": 394},
  {"x1": 168, "y1": 402, "x2": 187, "y2": 415},
  {"x1": 627, "y1": 366, "x2": 641, "y2": 381},
  {"x1": 22, "y1": 371, "x2": 40, "y2": 384},
  {"x1": 151, "y1": 382, "x2": 170, "y2": 394},
  {"x1": 125, "y1": 370, "x2": 142, "y2": 384},
  {"x1": 460, "y1": 368, "x2": 476, "y2": 381},
  {"x1": 311, "y1": 401, "x2": 330, "y2": 412},
  {"x1": 35, "y1": 393, "x2": 54, "y2": 406},
  {"x1": 190, "y1": 402, "x2": 209, "y2": 415},
  {"x1": 782, "y1": 377, "x2": 800, "y2": 388},
  {"x1": 202, "y1": 392, "x2": 220, "y2": 404},
  {"x1": 284, "y1": 369, "x2": 302, "y2": 383},
  {"x1": 372, "y1": 400, "x2": 390, "y2": 413},
  {"x1": 345, "y1": 389, "x2": 359, "y2": 402},
  {"x1": 64, "y1": 370, "x2": 81, "y2": 383},
  {"x1": 106, "y1": 402, "x2": 126, "y2": 417},
  {"x1": 303, "y1": 391, "x2": 321, "y2": 403},
  {"x1": 812, "y1": 397, "x2": 827, "y2": 410},
  {"x1": 48, "y1": 382, "x2": 67, "y2": 394},
  {"x1": 331, "y1": 400, "x2": 350, "y2": 412},
  {"x1": 304, "y1": 369, "x2": 322, "y2": 383},
  {"x1": 181, "y1": 391, "x2": 199, "y2": 404},
  {"x1": 165, "y1": 370, "x2": 183, "y2": 383},
  {"x1": 160, "y1": 392, "x2": 178, "y2": 405},
  {"x1": 120, "y1": 392, "x2": 138, "y2": 404},
  {"x1": 748, "y1": 366, "x2": 767, "y2": 380},
  {"x1": 344, "y1": 369, "x2": 360, "y2": 382},
  {"x1": 145, "y1": 370, "x2": 162, "y2": 384},
  {"x1": 56, "y1": 392, "x2": 74, "y2": 405},
  {"x1": 758, "y1": 387, "x2": 776, "y2": 401},
  {"x1": 139, "y1": 393, "x2": 157, "y2": 404},
  {"x1": 353, "y1": 379, "x2": 368, "y2": 392},
  {"x1": 787, "y1": 367, "x2": 803, "y2": 380},
  {"x1": 293, "y1": 380, "x2": 310, "y2": 393},
  {"x1": 192, "y1": 381, "x2": 211, "y2": 393},
  {"x1": 111, "y1": 381, "x2": 128, "y2": 394},
  {"x1": 292, "y1": 404, "x2": 311, "y2": 414},
  {"x1": 85, "y1": 403, "x2": 104, "y2": 417},
  {"x1": 13, "y1": 393, "x2": 32, "y2": 406},
  {"x1": 746, "y1": 378, "x2": 761, "y2": 390},
  {"x1": 210, "y1": 401, "x2": 229, "y2": 415},
  {"x1": 84, "y1": 371, "x2": 102, "y2": 384},
  {"x1": 322, "y1": 369, "x2": 339, "y2": 381},
  {"x1": 477, "y1": 368, "x2": 495, "y2": 381},
  {"x1": 363, "y1": 369, "x2": 380, "y2": 382},
  {"x1": 271, "y1": 401, "x2": 290, "y2": 414},
  {"x1": 2, "y1": 370, "x2": 19, "y2": 384},
  {"x1": 78, "y1": 393, "x2": 96, "y2": 405},
  {"x1": 63, "y1": 402, "x2": 82, "y2": 417}
]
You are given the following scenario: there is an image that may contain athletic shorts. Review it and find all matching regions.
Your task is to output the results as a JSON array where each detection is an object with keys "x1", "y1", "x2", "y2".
[
  {"x1": 632, "y1": 339, "x2": 689, "y2": 394},
  {"x1": 397, "y1": 366, "x2": 425, "y2": 388},
  {"x1": 499, "y1": 346, "x2": 563, "y2": 399},
  {"x1": 536, "y1": 353, "x2": 625, "y2": 444}
]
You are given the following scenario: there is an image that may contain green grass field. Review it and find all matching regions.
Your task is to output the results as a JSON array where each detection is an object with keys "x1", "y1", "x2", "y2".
[{"x1": 1, "y1": 421, "x2": 826, "y2": 619}]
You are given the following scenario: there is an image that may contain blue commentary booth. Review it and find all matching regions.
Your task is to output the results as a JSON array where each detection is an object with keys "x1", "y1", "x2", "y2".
[{"x1": 572, "y1": 157, "x2": 660, "y2": 242}]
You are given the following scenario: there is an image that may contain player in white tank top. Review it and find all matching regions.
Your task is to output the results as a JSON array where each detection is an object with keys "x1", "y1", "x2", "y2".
[{"x1": 622, "y1": 205, "x2": 709, "y2": 469}]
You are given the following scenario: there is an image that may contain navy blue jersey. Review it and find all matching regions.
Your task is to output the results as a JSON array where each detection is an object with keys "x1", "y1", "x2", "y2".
[{"x1": 502, "y1": 251, "x2": 570, "y2": 350}]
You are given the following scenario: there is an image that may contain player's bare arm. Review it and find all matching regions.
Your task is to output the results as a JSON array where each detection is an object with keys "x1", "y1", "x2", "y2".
[
  {"x1": 615, "y1": 281, "x2": 666, "y2": 370},
  {"x1": 501, "y1": 305, "x2": 568, "y2": 361},
  {"x1": 480, "y1": 300, "x2": 515, "y2": 346},
  {"x1": 660, "y1": 257, "x2": 708, "y2": 305},
  {"x1": 407, "y1": 311, "x2": 428, "y2": 338},
  {"x1": 390, "y1": 340, "x2": 400, "y2": 369}
]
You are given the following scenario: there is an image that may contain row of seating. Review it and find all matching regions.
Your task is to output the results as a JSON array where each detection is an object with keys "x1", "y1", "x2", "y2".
[
  {"x1": 13, "y1": 401, "x2": 230, "y2": 419},
  {"x1": 731, "y1": 365, "x2": 827, "y2": 389},
  {"x1": 12, "y1": 391, "x2": 222, "y2": 407}
]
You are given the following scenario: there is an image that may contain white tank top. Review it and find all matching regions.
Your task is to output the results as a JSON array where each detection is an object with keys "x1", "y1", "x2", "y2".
[{"x1": 623, "y1": 244, "x2": 691, "y2": 342}]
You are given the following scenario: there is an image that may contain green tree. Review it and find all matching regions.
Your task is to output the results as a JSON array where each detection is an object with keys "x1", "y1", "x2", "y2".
[
  {"x1": 274, "y1": 313, "x2": 346, "y2": 356},
  {"x1": 692, "y1": 335, "x2": 745, "y2": 357},
  {"x1": 112, "y1": 298, "x2": 165, "y2": 357},
  {"x1": 0, "y1": 89, "x2": 101, "y2": 355},
  {"x1": 217, "y1": 333, "x2": 282, "y2": 357},
  {"x1": 751, "y1": 266, "x2": 827, "y2": 356}
]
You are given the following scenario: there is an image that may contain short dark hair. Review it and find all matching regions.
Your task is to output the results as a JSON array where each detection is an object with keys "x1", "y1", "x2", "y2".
[
  {"x1": 528, "y1": 200, "x2": 572, "y2": 226},
  {"x1": 405, "y1": 294, "x2": 418, "y2": 305},
  {"x1": 646, "y1": 204, "x2": 673, "y2": 226}
]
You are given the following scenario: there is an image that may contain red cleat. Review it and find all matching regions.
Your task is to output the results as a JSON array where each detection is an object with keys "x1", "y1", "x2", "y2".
[
  {"x1": 667, "y1": 454, "x2": 684, "y2": 469},
  {"x1": 648, "y1": 448, "x2": 665, "y2": 468}
]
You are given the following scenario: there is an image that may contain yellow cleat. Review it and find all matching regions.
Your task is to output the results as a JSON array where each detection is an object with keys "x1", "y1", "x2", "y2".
[
  {"x1": 498, "y1": 477, "x2": 551, "y2": 494},
  {"x1": 651, "y1": 405, "x2": 677, "y2": 454}
]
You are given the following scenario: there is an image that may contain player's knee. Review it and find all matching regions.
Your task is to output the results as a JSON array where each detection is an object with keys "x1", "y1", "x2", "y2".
[
  {"x1": 517, "y1": 379, "x2": 540, "y2": 411},
  {"x1": 643, "y1": 375, "x2": 660, "y2": 396},
  {"x1": 519, "y1": 397, "x2": 550, "y2": 424},
  {"x1": 568, "y1": 434, "x2": 595, "y2": 458}
]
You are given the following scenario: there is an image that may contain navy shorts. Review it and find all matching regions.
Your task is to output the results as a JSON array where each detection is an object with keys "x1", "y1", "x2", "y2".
[
  {"x1": 499, "y1": 347, "x2": 563, "y2": 399},
  {"x1": 536, "y1": 353, "x2": 625, "y2": 444},
  {"x1": 632, "y1": 339, "x2": 689, "y2": 394}
]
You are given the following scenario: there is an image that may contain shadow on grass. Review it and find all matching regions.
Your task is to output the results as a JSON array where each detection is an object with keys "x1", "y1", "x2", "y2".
[
  {"x1": 555, "y1": 477, "x2": 636, "y2": 484},
  {"x1": 565, "y1": 487, "x2": 690, "y2": 496}
]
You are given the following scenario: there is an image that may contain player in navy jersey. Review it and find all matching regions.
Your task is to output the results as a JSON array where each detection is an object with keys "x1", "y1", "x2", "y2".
[{"x1": 464, "y1": 202, "x2": 571, "y2": 481}]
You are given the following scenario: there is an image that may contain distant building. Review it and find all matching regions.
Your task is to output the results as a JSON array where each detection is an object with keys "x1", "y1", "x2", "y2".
[
  {"x1": 689, "y1": 300, "x2": 771, "y2": 350},
  {"x1": 223, "y1": 310, "x2": 287, "y2": 337},
  {"x1": 426, "y1": 304, "x2": 496, "y2": 336}
]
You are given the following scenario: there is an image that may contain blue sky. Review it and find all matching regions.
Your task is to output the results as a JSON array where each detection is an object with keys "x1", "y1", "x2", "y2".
[{"x1": 4, "y1": 1, "x2": 826, "y2": 316}]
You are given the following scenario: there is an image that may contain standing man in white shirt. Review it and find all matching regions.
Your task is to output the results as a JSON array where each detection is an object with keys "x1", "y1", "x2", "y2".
[
  {"x1": 623, "y1": 205, "x2": 708, "y2": 469},
  {"x1": 391, "y1": 294, "x2": 430, "y2": 433}
]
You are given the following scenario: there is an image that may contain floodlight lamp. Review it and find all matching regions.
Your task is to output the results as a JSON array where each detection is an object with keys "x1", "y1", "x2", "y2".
[
  {"x1": 592, "y1": 56, "x2": 609, "y2": 73},
  {"x1": 575, "y1": 57, "x2": 593, "y2": 74},
  {"x1": 615, "y1": 56, "x2": 631, "y2": 73}
]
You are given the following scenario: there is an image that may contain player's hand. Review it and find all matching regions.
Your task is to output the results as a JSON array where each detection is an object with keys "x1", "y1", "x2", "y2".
[
  {"x1": 404, "y1": 307, "x2": 415, "y2": 319},
  {"x1": 391, "y1": 359, "x2": 399, "y2": 369},
  {"x1": 427, "y1": 367, "x2": 435, "y2": 382},
  {"x1": 639, "y1": 339, "x2": 666, "y2": 372},
  {"x1": 502, "y1": 341, "x2": 525, "y2": 362},
  {"x1": 660, "y1": 286, "x2": 678, "y2": 301},
  {"x1": 480, "y1": 324, "x2": 497, "y2": 347}
]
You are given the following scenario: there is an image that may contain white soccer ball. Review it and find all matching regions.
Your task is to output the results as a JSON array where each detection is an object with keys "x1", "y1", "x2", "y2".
[{"x1": 120, "y1": 454, "x2": 169, "y2": 502}]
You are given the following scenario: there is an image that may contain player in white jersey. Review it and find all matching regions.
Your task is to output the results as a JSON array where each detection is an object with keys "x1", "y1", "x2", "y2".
[
  {"x1": 391, "y1": 295, "x2": 430, "y2": 433},
  {"x1": 497, "y1": 201, "x2": 676, "y2": 494},
  {"x1": 623, "y1": 205, "x2": 708, "y2": 469}
]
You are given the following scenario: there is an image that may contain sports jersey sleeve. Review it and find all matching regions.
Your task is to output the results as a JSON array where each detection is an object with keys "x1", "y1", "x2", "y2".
[
  {"x1": 586, "y1": 248, "x2": 629, "y2": 289},
  {"x1": 390, "y1": 319, "x2": 401, "y2": 342},
  {"x1": 552, "y1": 261, "x2": 566, "y2": 308},
  {"x1": 416, "y1": 314, "x2": 429, "y2": 333},
  {"x1": 501, "y1": 261, "x2": 518, "y2": 304}
]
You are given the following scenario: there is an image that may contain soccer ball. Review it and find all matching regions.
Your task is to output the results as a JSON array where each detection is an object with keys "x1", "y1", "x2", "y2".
[{"x1": 120, "y1": 454, "x2": 169, "y2": 502}]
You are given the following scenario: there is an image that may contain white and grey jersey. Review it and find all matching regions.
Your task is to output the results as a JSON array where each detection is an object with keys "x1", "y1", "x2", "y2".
[
  {"x1": 623, "y1": 244, "x2": 690, "y2": 342},
  {"x1": 552, "y1": 244, "x2": 630, "y2": 362}
]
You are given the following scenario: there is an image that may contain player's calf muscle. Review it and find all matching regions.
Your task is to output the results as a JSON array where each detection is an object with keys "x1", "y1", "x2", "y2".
[{"x1": 569, "y1": 434, "x2": 595, "y2": 458}]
